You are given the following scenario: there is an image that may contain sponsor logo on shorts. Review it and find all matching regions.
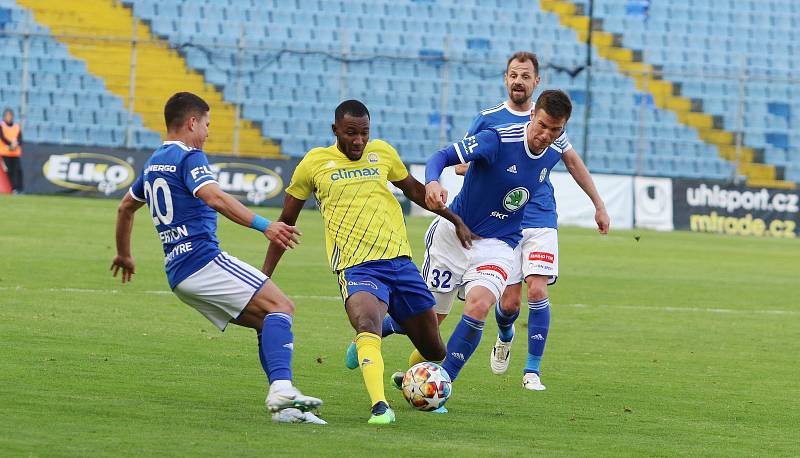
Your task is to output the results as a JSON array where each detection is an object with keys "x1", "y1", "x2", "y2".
[
  {"x1": 347, "y1": 280, "x2": 379, "y2": 290},
  {"x1": 528, "y1": 252, "x2": 554, "y2": 263},
  {"x1": 476, "y1": 264, "x2": 508, "y2": 281},
  {"x1": 530, "y1": 264, "x2": 553, "y2": 271}
]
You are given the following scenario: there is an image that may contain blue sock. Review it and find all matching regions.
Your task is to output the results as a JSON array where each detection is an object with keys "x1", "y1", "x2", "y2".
[
  {"x1": 256, "y1": 332, "x2": 269, "y2": 381},
  {"x1": 441, "y1": 314, "x2": 484, "y2": 382},
  {"x1": 525, "y1": 298, "x2": 550, "y2": 375},
  {"x1": 495, "y1": 302, "x2": 519, "y2": 343},
  {"x1": 261, "y1": 312, "x2": 294, "y2": 383},
  {"x1": 381, "y1": 315, "x2": 406, "y2": 337}
]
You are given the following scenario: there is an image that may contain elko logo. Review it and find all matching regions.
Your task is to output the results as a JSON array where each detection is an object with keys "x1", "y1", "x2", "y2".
[
  {"x1": 503, "y1": 187, "x2": 530, "y2": 212},
  {"x1": 210, "y1": 162, "x2": 283, "y2": 205},
  {"x1": 43, "y1": 153, "x2": 134, "y2": 195}
]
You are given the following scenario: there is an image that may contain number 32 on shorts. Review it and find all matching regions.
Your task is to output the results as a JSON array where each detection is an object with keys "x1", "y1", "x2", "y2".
[{"x1": 430, "y1": 269, "x2": 452, "y2": 289}]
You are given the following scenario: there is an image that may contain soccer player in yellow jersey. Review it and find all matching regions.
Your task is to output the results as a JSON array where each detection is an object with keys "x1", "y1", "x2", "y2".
[{"x1": 263, "y1": 100, "x2": 476, "y2": 425}]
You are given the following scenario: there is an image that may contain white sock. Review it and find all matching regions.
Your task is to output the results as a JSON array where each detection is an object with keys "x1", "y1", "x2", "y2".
[{"x1": 270, "y1": 379, "x2": 293, "y2": 393}]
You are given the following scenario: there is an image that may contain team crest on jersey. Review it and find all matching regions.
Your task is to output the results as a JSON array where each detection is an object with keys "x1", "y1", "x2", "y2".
[
  {"x1": 502, "y1": 187, "x2": 530, "y2": 212},
  {"x1": 539, "y1": 168, "x2": 548, "y2": 183},
  {"x1": 367, "y1": 152, "x2": 379, "y2": 164}
]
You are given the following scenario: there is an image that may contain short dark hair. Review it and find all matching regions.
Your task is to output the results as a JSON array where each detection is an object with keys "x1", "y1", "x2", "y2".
[
  {"x1": 335, "y1": 99, "x2": 370, "y2": 122},
  {"x1": 534, "y1": 90, "x2": 572, "y2": 121},
  {"x1": 506, "y1": 51, "x2": 539, "y2": 75},
  {"x1": 164, "y1": 92, "x2": 209, "y2": 131},
  {"x1": 2, "y1": 108, "x2": 12, "y2": 117}
]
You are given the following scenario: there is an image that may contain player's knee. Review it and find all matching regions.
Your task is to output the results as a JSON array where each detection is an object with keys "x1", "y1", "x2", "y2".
[
  {"x1": 500, "y1": 293, "x2": 521, "y2": 315},
  {"x1": 527, "y1": 283, "x2": 548, "y2": 302},
  {"x1": 463, "y1": 296, "x2": 494, "y2": 320},
  {"x1": 270, "y1": 295, "x2": 295, "y2": 315}
]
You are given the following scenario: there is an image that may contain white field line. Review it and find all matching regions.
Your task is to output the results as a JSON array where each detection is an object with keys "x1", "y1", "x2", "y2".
[{"x1": 1, "y1": 286, "x2": 797, "y2": 316}]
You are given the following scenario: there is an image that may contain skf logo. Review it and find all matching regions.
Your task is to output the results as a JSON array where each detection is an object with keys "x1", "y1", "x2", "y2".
[
  {"x1": 330, "y1": 167, "x2": 380, "y2": 181},
  {"x1": 43, "y1": 153, "x2": 134, "y2": 195},
  {"x1": 210, "y1": 162, "x2": 283, "y2": 205},
  {"x1": 529, "y1": 252, "x2": 554, "y2": 263}
]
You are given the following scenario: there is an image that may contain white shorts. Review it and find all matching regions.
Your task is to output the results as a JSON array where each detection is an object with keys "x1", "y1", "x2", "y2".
[
  {"x1": 173, "y1": 252, "x2": 268, "y2": 330},
  {"x1": 422, "y1": 217, "x2": 515, "y2": 315},
  {"x1": 509, "y1": 227, "x2": 559, "y2": 285}
]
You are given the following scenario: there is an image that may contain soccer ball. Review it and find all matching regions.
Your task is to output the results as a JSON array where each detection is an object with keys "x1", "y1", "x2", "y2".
[{"x1": 401, "y1": 362, "x2": 452, "y2": 411}]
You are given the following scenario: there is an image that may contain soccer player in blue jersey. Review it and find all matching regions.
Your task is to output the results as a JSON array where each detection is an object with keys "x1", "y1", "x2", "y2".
[
  {"x1": 110, "y1": 92, "x2": 325, "y2": 424},
  {"x1": 386, "y1": 53, "x2": 610, "y2": 392},
  {"x1": 420, "y1": 90, "x2": 581, "y2": 387},
  {"x1": 457, "y1": 52, "x2": 610, "y2": 390}
]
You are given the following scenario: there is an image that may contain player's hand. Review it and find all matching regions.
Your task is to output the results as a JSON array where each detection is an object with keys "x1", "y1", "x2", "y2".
[
  {"x1": 595, "y1": 207, "x2": 610, "y2": 234},
  {"x1": 266, "y1": 222, "x2": 302, "y2": 249},
  {"x1": 110, "y1": 255, "x2": 136, "y2": 283},
  {"x1": 425, "y1": 181, "x2": 447, "y2": 211},
  {"x1": 454, "y1": 220, "x2": 481, "y2": 249},
  {"x1": 454, "y1": 163, "x2": 471, "y2": 176}
]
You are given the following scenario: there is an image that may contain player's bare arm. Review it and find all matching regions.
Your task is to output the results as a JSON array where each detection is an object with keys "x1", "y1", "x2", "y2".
[
  {"x1": 561, "y1": 148, "x2": 610, "y2": 234},
  {"x1": 393, "y1": 174, "x2": 479, "y2": 249},
  {"x1": 111, "y1": 192, "x2": 145, "y2": 283},
  {"x1": 195, "y1": 182, "x2": 302, "y2": 249},
  {"x1": 262, "y1": 193, "x2": 306, "y2": 276}
]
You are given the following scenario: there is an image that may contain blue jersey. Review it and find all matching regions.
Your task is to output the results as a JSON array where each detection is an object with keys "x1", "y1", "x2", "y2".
[
  {"x1": 129, "y1": 141, "x2": 221, "y2": 289},
  {"x1": 427, "y1": 123, "x2": 565, "y2": 248},
  {"x1": 466, "y1": 102, "x2": 571, "y2": 230}
]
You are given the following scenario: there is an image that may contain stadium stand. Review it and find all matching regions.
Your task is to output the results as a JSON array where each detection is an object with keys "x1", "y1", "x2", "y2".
[
  {"x1": 0, "y1": 0, "x2": 159, "y2": 148},
  {"x1": 0, "y1": 0, "x2": 796, "y2": 185}
]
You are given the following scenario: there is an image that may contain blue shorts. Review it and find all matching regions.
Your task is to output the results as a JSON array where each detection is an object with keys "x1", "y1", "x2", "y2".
[{"x1": 338, "y1": 257, "x2": 435, "y2": 323}]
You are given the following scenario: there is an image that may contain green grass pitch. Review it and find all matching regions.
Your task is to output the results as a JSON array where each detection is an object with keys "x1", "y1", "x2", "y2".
[{"x1": 1, "y1": 194, "x2": 798, "y2": 456}]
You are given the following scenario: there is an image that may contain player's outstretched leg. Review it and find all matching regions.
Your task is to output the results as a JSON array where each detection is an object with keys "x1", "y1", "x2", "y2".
[
  {"x1": 390, "y1": 308, "x2": 447, "y2": 390},
  {"x1": 233, "y1": 281, "x2": 323, "y2": 414},
  {"x1": 440, "y1": 286, "x2": 495, "y2": 382}
]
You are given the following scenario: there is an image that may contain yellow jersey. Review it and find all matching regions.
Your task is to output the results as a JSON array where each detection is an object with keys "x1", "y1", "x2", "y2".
[{"x1": 285, "y1": 139, "x2": 413, "y2": 271}]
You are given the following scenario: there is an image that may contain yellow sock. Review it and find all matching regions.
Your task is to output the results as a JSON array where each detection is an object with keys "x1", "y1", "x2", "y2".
[
  {"x1": 355, "y1": 332, "x2": 386, "y2": 406},
  {"x1": 408, "y1": 349, "x2": 443, "y2": 367}
]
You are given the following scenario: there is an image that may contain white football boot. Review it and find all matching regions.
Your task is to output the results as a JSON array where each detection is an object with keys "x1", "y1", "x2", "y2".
[
  {"x1": 522, "y1": 372, "x2": 546, "y2": 391},
  {"x1": 272, "y1": 408, "x2": 327, "y2": 425},
  {"x1": 489, "y1": 330, "x2": 514, "y2": 375},
  {"x1": 266, "y1": 384, "x2": 323, "y2": 412}
]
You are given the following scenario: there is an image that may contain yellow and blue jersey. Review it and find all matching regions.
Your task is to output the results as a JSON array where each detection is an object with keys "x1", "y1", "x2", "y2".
[{"x1": 285, "y1": 139, "x2": 412, "y2": 272}]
